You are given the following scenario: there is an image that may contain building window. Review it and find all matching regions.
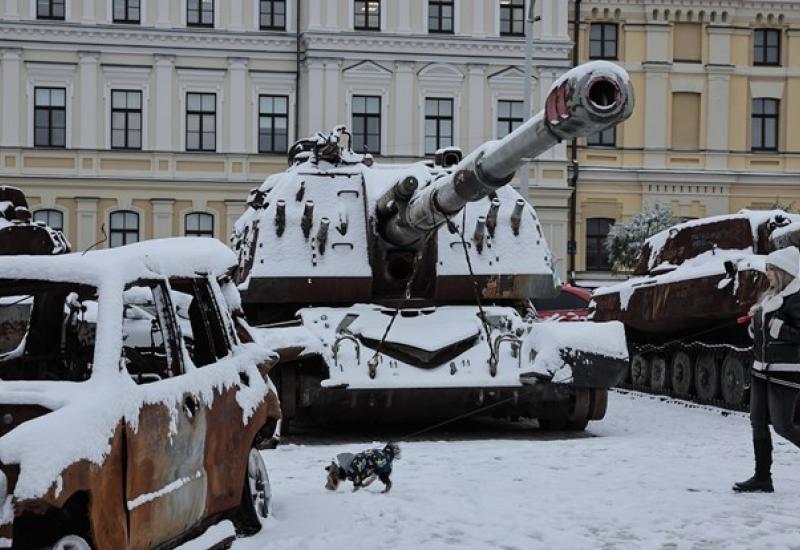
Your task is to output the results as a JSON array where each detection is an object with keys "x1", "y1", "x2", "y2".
[
  {"x1": 186, "y1": 93, "x2": 216, "y2": 152},
  {"x1": 500, "y1": 0, "x2": 524, "y2": 36},
  {"x1": 260, "y1": 0, "x2": 286, "y2": 30},
  {"x1": 37, "y1": 0, "x2": 65, "y2": 19},
  {"x1": 425, "y1": 98, "x2": 453, "y2": 155},
  {"x1": 586, "y1": 218, "x2": 614, "y2": 271},
  {"x1": 111, "y1": 90, "x2": 142, "y2": 150},
  {"x1": 497, "y1": 100, "x2": 523, "y2": 138},
  {"x1": 113, "y1": 0, "x2": 140, "y2": 23},
  {"x1": 33, "y1": 209, "x2": 63, "y2": 232},
  {"x1": 354, "y1": 0, "x2": 380, "y2": 30},
  {"x1": 110, "y1": 211, "x2": 139, "y2": 248},
  {"x1": 587, "y1": 127, "x2": 616, "y2": 147},
  {"x1": 34, "y1": 87, "x2": 66, "y2": 148},
  {"x1": 752, "y1": 98, "x2": 779, "y2": 152},
  {"x1": 590, "y1": 23, "x2": 617, "y2": 60},
  {"x1": 754, "y1": 29, "x2": 781, "y2": 66},
  {"x1": 352, "y1": 96, "x2": 381, "y2": 154},
  {"x1": 187, "y1": 0, "x2": 213, "y2": 27},
  {"x1": 258, "y1": 95, "x2": 289, "y2": 154},
  {"x1": 185, "y1": 212, "x2": 214, "y2": 237},
  {"x1": 428, "y1": 0, "x2": 454, "y2": 33}
]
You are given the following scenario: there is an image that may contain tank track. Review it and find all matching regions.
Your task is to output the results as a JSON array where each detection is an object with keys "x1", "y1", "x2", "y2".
[{"x1": 619, "y1": 341, "x2": 751, "y2": 413}]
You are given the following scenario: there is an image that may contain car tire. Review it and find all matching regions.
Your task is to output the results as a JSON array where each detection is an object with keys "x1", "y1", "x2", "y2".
[
  {"x1": 52, "y1": 535, "x2": 91, "y2": 550},
  {"x1": 234, "y1": 447, "x2": 271, "y2": 536}
]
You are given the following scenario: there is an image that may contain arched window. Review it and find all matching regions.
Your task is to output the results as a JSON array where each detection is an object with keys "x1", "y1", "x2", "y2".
[
  {"x1": 185, "y1": 212, "x2": 214, "y2": 238},
  {"x1": 33, "y1": 209, "x2": 64, "y2": 232},
  {"x1": 586, "y1": 218, "x2": 614, "y2": 271},
  {"x1": 109, "y1": 210, "x2": 139, "y2": 248}
]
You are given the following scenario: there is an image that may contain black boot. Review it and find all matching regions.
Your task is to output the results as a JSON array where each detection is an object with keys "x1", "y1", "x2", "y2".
[{"x1": 733, "y1": 438, "x2": 774, "y2": 493}]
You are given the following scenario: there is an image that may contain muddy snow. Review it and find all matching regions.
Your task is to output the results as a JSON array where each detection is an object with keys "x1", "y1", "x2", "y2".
[{"x1": 233, "y1": 390, "x2": 800, "y2": 549}]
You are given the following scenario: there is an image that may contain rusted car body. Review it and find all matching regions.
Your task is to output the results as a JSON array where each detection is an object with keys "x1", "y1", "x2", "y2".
[
  {"x1": 0, "y1": 238, "x2": 280, "y2": 549},
  {"x1": 592, "y1": 211, "x2": 798, "y2": 406}
]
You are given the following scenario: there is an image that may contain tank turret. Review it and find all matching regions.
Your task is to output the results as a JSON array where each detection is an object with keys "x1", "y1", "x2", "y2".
[
  {"x1": 0, "y1": 186, "x2": 70, "y2": 255},
  {"x1": 232, "y1": 61, "x2": 633, "y2": 431}
]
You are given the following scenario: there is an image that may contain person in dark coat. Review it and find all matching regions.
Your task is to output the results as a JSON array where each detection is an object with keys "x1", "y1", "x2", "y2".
[{"x1": 734, "y1": 246, "x2": 800, "y2": 493}]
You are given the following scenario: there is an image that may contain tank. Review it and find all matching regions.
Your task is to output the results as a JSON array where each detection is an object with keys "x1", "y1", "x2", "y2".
[
  {"x1": 232, "y1": 61, "x2": 634, "y2": 431},
  {"x1": 0, "y1": 186, "x2": 70, "y2": 353},
  {"x1": 592, "y1": 210, "x2": 800, "y2": 408}
]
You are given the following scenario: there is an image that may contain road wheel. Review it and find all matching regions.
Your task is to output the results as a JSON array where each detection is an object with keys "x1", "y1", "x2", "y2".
[
  {"x1": 695, "y1": 353, "x2": 719, "y2": 401},
  {"x1": 721, "y1": 353, "x2": 748, "y2": 406},
  {"x1": 565, "y1": 389, "x2": 591, "y2": 431},
  {"x1": 53, "y1": 536, "x2": 91, "y2": 550},
  {"x1": 630, "y1": 353, "x2": 650, "y2": 387},
  {"x1": 649, "y1": 355, "x2": 669, "y2": 392},
  {"x1": 670, "y1": 351, "x2": 693, "y2": 396},
  {"x1": 235, "y1": 448, "x2": 272, "y2": 536},
  {"x1": 588, "y1": 388, "x2": 608, "y2": 421}
]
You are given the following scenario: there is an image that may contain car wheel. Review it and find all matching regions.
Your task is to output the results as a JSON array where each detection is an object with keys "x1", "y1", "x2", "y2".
[
  {"x1": 235, "y1": 448, "x2": 271, "y2": 536},
  {"x1": 52, "y1": 535, "x2": 91, "y2": 550}
]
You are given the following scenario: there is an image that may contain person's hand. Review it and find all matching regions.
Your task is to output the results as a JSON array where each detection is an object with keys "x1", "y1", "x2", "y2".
[{"x1": 769, "y1": 318, "x2": 784, "y2": 339}]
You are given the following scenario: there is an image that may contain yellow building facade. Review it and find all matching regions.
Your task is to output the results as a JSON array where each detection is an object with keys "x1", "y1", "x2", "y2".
[{"x1": 571, "y1": 1, "x2": 800, "y2": 279}]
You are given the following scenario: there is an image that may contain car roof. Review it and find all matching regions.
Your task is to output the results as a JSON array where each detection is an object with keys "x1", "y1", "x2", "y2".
[{"x1": 0, "y1": 237, "x2": 235, "y2": 288}]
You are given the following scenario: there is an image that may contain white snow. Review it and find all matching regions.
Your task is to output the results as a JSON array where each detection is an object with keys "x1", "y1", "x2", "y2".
[
  {"x1": 175, "y1": 520, "x2": 236, "y2": 550},
  {"x1": 232, "y1": 390, "x2": 800, "y2": 550},
  {"x1": 127, "y1": 469, "x2": 203, "y2": 511}
]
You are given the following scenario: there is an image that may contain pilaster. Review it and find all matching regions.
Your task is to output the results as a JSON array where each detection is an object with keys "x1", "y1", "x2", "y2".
[
  {"x1": 78, "y1": 51, "x2": 100, "y2": 149},
  {"x1": 151, "y1": 199, "x2": 175, "y2": 239},
  {"x1": 1, "y1": 49, "x2": 22, "y2": 147},
  {"x1": 323, "y1": 60, "x2": 341, "y2": 131},
  {"x1": 643, "y1": 62, "x2": 670, "y2": 168},
  {"x1": 706, "y1": 66, "x2": 734, "y2": 169},
  {"x1": 154, "y1": 55, "x2": 175, "y2": 151},
  {"x1": 76, "y1": 197, "x2": 99, "y2": 251},
  {"x1": 305, "y1": 59, "x2": 325, "y2": 134},
  {"x1": 393, "y1": 61, "x2": 414, "y2": 156},
  {"x1": 228, "y1": 57, "x2": 249, "y2": 153},
  {"x1": 467, "y1": 64, "x2": 486, "y2": 152}
]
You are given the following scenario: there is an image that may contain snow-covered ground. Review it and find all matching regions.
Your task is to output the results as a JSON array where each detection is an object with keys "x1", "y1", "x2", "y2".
[{"x1": 233, "y1": 390, "x2": 800, "y2": 550}]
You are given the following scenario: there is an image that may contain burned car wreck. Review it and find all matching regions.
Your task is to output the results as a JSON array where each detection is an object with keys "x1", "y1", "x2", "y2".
[{"x1": 0, "y1": 238, "x2": 281, "y2": 549}]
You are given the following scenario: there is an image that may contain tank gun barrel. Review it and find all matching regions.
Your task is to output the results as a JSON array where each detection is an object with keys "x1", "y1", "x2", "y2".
[{"x1": 381, "y1": 61, "x2": 634, "y2": 247}]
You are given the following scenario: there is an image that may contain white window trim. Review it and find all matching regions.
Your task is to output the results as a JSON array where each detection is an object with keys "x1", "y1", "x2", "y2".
[
  {"x1": 102, "y1": 65, "x2": 152, "y2": 150},
  {"x1": 423, "y1": 0, "x2": 460, "y2": 35},
  {"x1": 180, "y1": 208, "x2": 217, "y2": 238},
  {"x1": 251, "y1": 0, "x2": 294, "y2": 32},
  {"x1": 349, "y1": 0, "x2": 387, "y2": 31},
  {"x1": 418, "y1": 63, "x2": 464, "y2": 157},
  {"x1": 177, "y1": 69, "x2": 226, "y2": 152},
  {"x1": 106, "y1": 0, "x2": 147, "y2": 24},
  {"x1": 26, "y1": 62, "x2": 77, "y2": 149},
  {"x1": 250, "y1": 71, "x2": 296, "y2": 155},
  {"x1": 106, "y1": 206, "x2": 145, "y2": 247},
  {"x1": 488, "y1": 67, "x2": 529, "y2": 139},
  {"x1": 181, "y1": 0, "x2": 221, "y2": 28},
  {"x1": 30, "y1": 0, "x2": 72, "y2": 20},
  {"x1": 750, "y1": 81, "x2": 784, "y2": 100},
  {"x1": 494, "y1": 0, "x2": 530, "y2": 38}
]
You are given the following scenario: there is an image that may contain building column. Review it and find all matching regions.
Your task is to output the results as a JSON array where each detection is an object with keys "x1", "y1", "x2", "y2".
[
  {"x1": 537, "y1": 0, "x2": 569, "y2": 40},
  {"x1": 304, "y1": 59, "x2": 325, "y2": 135},
  {"x1": 225, "y1": 200, "x2": 247, "y2": 242},
  {"x1": 466, "y1": 64, "x2": 486, "y2": 152},
  {"x1": 324, "y1": 0, "x2": 339, "y2": 30},
  {"x1": 81, "y1": 0, "x2": 95, "y2": 23},
  {"x1": 78, "y1": 51, "x2": 100, "y2": 149},
  {"x1": 643, "y1": 63, "x2": 670, "y2": 168},
  {"x1": 76, "y1": 198, "x2": 99, "y2": 251},
  {"x1": 4, "y1": 0, "x2": 19, "y2": 20},
  {"x1": 397, "y1": 0, "x2": 411, "y2": 32},
  {"x1": 230, "y1": 0, "x2": 245, "y2": 31},
  {"x1": 154, "y1": 55, "x2": 175, "y2": 151},
  {"x1": 323, "y1": 60, "x2": 341, "y2": 131},
  {"x1": 1, "y1": 49, "x2": 22, "y2": 147},
  {"x1": 471, "y1": 0, "x2": 484, "y2": 37},
  {"x1": 155, "y1": 0, "x2": 171, "y2": 28},
  {"x1": 151, "y1": 200, "x2": 175, "y2": 238},
  {"x1": 706, "y1": 70, "x2": 732, "y2": 169},
  {"x1": 393, "y1": 61, "x2": 414, "y2": 156},
  {"x1": 307, "y1": 0, "x2": 324, "y2": 30},
  {"x1": 228, "y1": 57, "x2": 249, "y2": 153}
]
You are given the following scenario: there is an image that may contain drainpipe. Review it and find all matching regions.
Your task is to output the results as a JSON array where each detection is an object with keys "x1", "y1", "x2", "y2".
[
  {"x1": 568, "y1": 0, "x2": 581, "y2": 280},
  {"x1": 294, "y1": 0, "x2": 301, "y2": 143}
]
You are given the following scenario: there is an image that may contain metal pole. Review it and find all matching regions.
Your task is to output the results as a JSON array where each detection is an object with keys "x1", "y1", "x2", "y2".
[{"x1": 520, "y1": 0, "x2": 535, "y2": 200}]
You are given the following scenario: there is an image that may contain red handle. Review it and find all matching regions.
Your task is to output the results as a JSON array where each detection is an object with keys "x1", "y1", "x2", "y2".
[{"x1": 737, "y1": 314, "x2": 753, "y2": 325}]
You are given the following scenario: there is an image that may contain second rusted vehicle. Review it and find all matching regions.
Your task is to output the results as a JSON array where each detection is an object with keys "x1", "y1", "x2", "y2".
[
  {"x1": 0, "y1": 238, "x2": 281, "y2": 549},
  {"x1": 593, "y1": 210, "x2": 800, "y2": 407}
]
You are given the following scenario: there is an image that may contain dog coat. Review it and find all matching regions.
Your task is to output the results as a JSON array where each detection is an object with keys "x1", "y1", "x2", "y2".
[{"x1": 336, "y1": 449, "x2": 393, "y2": 485}]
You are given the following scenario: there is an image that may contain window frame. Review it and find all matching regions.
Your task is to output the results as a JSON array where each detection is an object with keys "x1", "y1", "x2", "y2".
[
  {"x1": 259, "y1": 0, "x2": 286, "y2": 30},
  {"x1": 33, "y1": 87, "x2": 67, "y2": 148},
  {"x1": 751, "y1": 98, "x2": 779, "y2": 152},
  {"x1": 112, "y1": 0, "x2": 141, "y2": 23},
  {"x1": 111, "y1": 89, "x2": 143, "y2": 150},
  {"x1": 354, "y1": 0, "x2": 381, "y2": 31},
  {"x1": 424, "y1": 97, "x2": 454, "y2": 155},
  {"x1": 587, "y1": 126, "x2": 616, "y2": 147},
  {"x1": 499, "y1": 0, "x2": 525, "y2": 37},
  {"x1": 753, "y1": 29, "x2": 781, "y2": 67},
  {"x1": 109, "y1": 210, "x2": 140, "y2": 248},
  {"x1": 184, "y1": 212, "x2": 215, "y2": 238},
  {"x1": 33, "y1": 209, "x2": 64, "y2": 232},
  {"x1": 37, "y1": 0, "x2": 65, "y2": 20},
  {"x1": 185, "y1": 92, "x2": 217, "y2": 152},
  {"x1": 258, "y1": 94, "x2": 289, "y2": 154},
  {"x1": 585, "y1": 217, "x2": 614, "y2": 271},
  {"x1": 497, "y1": 99, "x2": 524, "y2": 139},
  {"x1": 187, "y1": 0, "x2": 214, "y2": 27},
  {"x1": 589, "y1": 22, "x2": 618, "y2": 60},
  {"x1": 351, "y1": 95, "x2": 382, "y2": 155},
  {"x1": 428, "y1": 0, "x2": 454, "y2": 34}
]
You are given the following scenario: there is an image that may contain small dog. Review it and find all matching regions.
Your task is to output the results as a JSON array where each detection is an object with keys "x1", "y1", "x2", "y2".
[{"x1": 324, "y1": 443, "x2": 400, "y2": 493}]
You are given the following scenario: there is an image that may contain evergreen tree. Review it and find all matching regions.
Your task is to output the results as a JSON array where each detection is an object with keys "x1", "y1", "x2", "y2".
[{"x1": 604, "y1": 204, "x2": 678, "y2": 272}]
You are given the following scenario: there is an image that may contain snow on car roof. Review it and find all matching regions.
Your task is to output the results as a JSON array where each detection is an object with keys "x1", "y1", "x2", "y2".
[{"x1": 0, "y1": 237, "x2": 236, "y2": 285}]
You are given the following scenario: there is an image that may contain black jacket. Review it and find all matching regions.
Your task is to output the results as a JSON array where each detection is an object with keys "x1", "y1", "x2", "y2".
[{"x1": 752, "y1": 286, "x2": 800, "y2": 370}]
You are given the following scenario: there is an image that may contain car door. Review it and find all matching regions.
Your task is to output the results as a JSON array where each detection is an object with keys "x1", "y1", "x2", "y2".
[{"x1": 122, "y1": 280, "x2": 208, "y2": 550}]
